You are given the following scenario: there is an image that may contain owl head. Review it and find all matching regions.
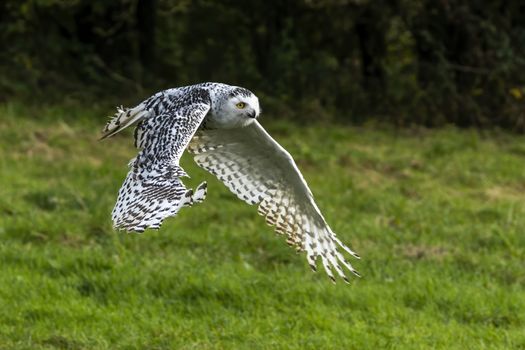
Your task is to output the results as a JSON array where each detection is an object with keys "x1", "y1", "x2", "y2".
[{"x1": 209, "y1": 86, "x2": 261, "y2": 128}]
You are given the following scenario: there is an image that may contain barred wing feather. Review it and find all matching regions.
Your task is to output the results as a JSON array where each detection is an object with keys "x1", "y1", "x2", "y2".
[
  {"x1": 108, "y1": 98, "x2": 210, "y2": 232},
  {"x1": 188, "y1": 121, "x2": 360, "y2": 283}
]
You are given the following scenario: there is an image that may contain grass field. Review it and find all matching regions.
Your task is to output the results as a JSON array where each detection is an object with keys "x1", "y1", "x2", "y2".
[{"x1": 0, "y1": 102, "x2": 524, "y2": 349}]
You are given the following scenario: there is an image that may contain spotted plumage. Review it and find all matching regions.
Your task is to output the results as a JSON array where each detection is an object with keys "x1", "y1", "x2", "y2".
[{"x1": 102, "y1": 82, "x2": 360, "y2": 283}]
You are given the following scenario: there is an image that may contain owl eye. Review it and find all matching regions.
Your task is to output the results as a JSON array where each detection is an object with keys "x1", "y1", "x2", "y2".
[{"x1": 235, "y1": 102, "x2": 246, "y2": 109}]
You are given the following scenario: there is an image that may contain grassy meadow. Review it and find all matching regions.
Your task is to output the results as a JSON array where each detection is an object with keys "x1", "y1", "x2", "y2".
[{"x1": 0, "y1": 102, "x2": 524, "y2": 349}]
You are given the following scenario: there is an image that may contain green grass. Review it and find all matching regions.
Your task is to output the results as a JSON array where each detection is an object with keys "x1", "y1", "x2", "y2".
[{"x1": 0, "y1": 102, "x2": 524, "y2": 349}]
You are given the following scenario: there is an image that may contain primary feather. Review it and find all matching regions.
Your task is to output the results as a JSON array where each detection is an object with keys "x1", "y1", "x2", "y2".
[{"x1": 102, "y1": 82, "x2": 360, "y2": 283}]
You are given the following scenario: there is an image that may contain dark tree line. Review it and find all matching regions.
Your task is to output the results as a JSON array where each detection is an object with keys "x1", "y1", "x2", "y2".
[{"x1": 1, "y1": 0, "x2": 525, "y2": 129}]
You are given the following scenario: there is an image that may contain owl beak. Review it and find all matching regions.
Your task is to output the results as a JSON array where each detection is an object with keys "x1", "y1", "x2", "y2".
[{"x1": 248, "y1": 111, "x2": 257, "y2": 119}]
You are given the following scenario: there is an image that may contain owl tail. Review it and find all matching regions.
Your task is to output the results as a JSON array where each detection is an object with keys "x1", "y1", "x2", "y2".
[{"x1": 100, "y1": 103, "x2": 150, "y2": 140}]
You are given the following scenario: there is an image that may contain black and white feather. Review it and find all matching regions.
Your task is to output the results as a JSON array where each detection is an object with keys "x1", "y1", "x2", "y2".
[{"x1": 102, "y1": 82, "x2": 360, "y2": 283}]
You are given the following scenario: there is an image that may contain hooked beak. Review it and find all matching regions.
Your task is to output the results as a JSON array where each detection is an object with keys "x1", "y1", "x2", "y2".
[{"x1": 248, "y1": 110, "x2": 257, "y2": 119}]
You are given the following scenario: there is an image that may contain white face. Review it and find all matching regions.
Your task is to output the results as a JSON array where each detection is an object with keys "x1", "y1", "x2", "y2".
[
  {"x1": 226, "y1": 94, "x2": 260, "y2": 125},
  {"x1": 209, "y1": 89, "x2": 261, "y2": 129}
]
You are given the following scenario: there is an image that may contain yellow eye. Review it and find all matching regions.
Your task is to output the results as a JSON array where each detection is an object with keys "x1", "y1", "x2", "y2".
[{"x1": 235, "y1": 102, "x2": 246, "y2": 109}]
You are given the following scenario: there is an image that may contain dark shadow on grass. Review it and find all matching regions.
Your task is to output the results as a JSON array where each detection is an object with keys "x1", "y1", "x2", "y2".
[
  {"x1": 77, "y1": 279, "x2": 109, "y2": 305},
  {"x1": 42, "y1": 335, "x2": 85, "y2": 350},
  {"x1": 23, "y1": 192, "x2": 60, "y2": 211},
  {"x1": 175, "y1": 284, "x2": 245, "y2": 311}
]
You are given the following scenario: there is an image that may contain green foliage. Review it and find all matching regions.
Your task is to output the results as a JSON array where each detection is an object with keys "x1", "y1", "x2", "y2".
[
  {"x1": 1, "y1": 0, "x2": 525, "y2": 128},
  {"x1": 1, "y1": 103, "x2": 524, "y2": 348}
]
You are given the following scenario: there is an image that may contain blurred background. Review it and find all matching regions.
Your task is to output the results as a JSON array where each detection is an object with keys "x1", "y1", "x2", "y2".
[
  {"x1": 2, "y1": 0, "x2": 525, "y2": 129},
  {"x1": 1, "y1": 1, "x2": 525, "y2": 348}
]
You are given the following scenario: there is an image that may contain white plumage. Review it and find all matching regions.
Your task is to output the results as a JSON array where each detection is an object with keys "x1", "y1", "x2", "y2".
[{"x1": 102, "y1": 82, "x2": 360, "y2": 283}]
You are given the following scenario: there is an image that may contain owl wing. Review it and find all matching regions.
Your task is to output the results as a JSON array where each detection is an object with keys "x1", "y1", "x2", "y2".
[
  {"x1": 188, "y1": 121, "x2": 360, "y2": 283},
  {"x1": 103, "y1": 89, "x2": 210, "y2": 232}
]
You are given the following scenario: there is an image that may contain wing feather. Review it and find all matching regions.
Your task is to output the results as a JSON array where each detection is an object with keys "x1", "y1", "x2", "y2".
[
  {"x1": 104, "y1": 89, "x2": 211, "y2": 232},
  {"x1": 188, "y1": 121, "x2": 360, "y2": 282}
]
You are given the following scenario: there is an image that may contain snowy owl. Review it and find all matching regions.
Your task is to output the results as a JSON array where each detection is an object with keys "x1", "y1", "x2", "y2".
[{"x1": 101, "y1": 82, "x2": 360, "y2": 283}]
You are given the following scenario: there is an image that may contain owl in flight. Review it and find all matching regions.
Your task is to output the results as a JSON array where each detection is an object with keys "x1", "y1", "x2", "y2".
[{"x1": 101, "y1": 83, "x2": 360, "y2": 283}]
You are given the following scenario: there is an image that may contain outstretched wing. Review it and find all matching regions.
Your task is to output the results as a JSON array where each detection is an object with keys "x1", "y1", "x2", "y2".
[
  {"x1": 188, "y1": 121, "x2": 360, "y2": 283},
  {"x1": 103, "y1": 88, "x2": 210, "y2": 232}
]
